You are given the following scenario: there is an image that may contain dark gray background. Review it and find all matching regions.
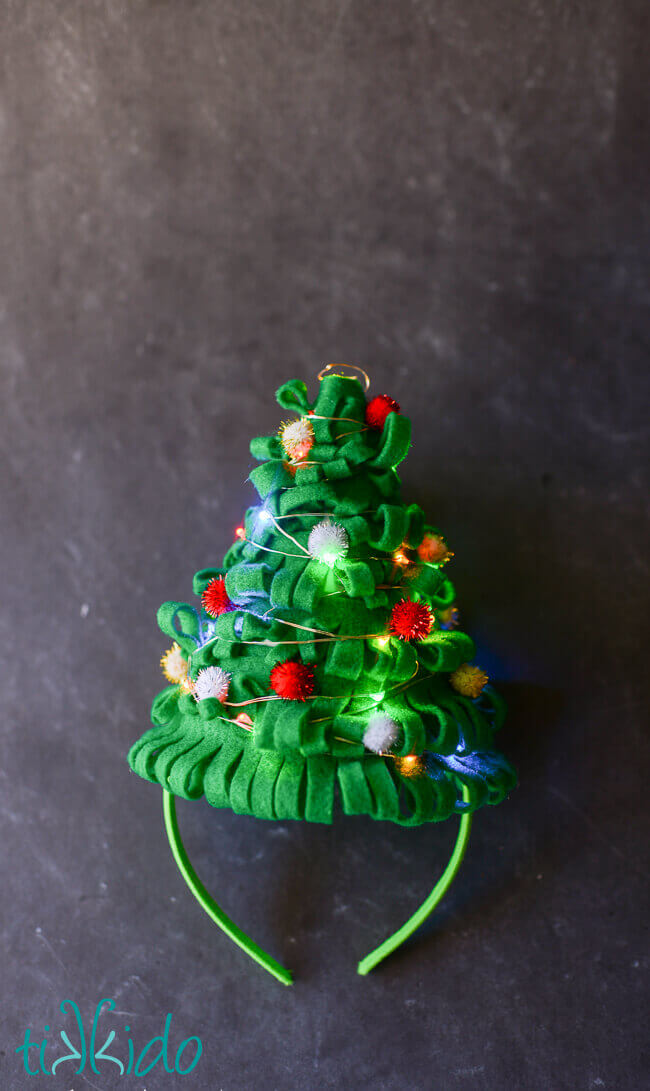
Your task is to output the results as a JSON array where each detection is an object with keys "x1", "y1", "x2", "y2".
[{"x1": 1, "y1": 2, "x2": 648, "y2": 1089}]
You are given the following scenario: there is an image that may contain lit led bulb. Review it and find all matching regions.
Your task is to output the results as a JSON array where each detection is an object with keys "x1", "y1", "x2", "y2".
[{"x1": 395, "y1": 754, "x2": 419, "y2": 776}]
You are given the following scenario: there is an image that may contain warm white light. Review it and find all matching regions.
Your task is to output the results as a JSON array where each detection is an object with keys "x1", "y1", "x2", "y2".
[
  {"x1": 376, "y1": 635, "x2": 390, "y2": 649},
  {"x1": 370, "y1": 692, "x2": 385, "y2": 702}
]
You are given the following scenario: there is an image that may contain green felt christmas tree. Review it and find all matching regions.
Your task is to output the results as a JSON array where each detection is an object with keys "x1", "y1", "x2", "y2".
[{"x1": 128, "y1": 365, "x2": 516, "y2": 982}]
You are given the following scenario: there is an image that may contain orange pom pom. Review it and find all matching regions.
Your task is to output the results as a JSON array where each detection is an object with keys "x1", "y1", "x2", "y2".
[{"x1": 417, "y1": 533, "x2": 452, "y2": 564}]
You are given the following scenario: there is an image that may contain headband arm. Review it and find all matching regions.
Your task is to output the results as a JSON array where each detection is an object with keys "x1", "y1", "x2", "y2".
[
  {"x1": 162, "y1": 791, "x2": 293, "y2": 986},
  {"x1": 357, "y1": 787, "x2": 473, "y2": 975}
]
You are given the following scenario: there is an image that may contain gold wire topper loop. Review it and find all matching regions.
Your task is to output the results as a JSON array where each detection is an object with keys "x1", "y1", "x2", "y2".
[{"x1": 317, "y1": 363, "x2": 370, "y2": 391}]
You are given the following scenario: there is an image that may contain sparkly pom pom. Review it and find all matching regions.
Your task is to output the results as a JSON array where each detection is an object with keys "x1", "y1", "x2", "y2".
[
  {"x1": 161, "y1": 642, "x2": 189, "y2": 686},
  {"x1": 193, "y1": 665, "x2": 231, "y2": 703},
  {"x1": 417, "y1": 532, "x2": 452, "y2": 564},
  {"x1": 307, "y1": 518, "x2": 349, "y2": 565},
  {"x1": 202, "y1": 576, "x2": 233, "y2": 618},
  {"x1": 280, "y1": 417, "x2": 314, "y2": 460},
  {"x1": 365, "y1": 394, "x2": 400, "y2": 430},
  {"x1": 363, "y1": 712, "x2": 399, "y2": 754},
  {"x1": 389, "y1": 597, "x2": 434, "y2": 641},
  {"x1": 270, "y1": 658, "x2": 316, "y2": 701},
  {"x1": 450, "y1": 663, "x2": 488, "y2": 698}
]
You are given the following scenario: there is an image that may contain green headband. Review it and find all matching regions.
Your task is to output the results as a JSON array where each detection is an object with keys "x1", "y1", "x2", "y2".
[{"x1": 128, "y1": 366, "x2": 516, "y2": 983}]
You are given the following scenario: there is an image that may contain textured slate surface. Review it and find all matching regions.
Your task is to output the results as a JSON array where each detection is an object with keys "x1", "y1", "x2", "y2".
[{"x1": 0, "y1": 2, "x2": 648, "y2": 1088}]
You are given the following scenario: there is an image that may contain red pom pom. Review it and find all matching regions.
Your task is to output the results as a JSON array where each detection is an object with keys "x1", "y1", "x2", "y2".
[
  {"x1": 365, "y1": 394, "x2": 401, "y2": 430},
  {"x1": 201, "y1": 576, "x2": 233, "y2": 618},
  {"x1": 389, "y1": 598, "x2": 433, "y2": 641},
  {"x1": 269, "y1": 658, "x2": 316, "y2": 701}
]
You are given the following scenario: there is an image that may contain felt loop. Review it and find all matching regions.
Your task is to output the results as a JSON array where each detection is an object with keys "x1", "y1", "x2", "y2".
[
  {"x1": 417, "y1": 631, "x2": 475, "y2": 673},
  {"x1": 269, "y1": 559, "x2": 304, "y2": 608},
  {"x1": 230, "y1": 745, "x2": 263, "y2": 813},
  {"x1": 275, "y1": 378, "x2": 311, "y2": 413},
  {"x1": 274, "y1": 756, "x2": 306, "y2": 818},
  {"x1": 337, "y1": 559, "x2": 375, "y2": 598},
  {"x1": 271, "y1": 701, "x2": 312, "y2": 754},
  {"x1": 192, "y1": 567, "x2": 226, "y2": 596},
  {"x1": 157, "y1": 601, "x2": 201, "y2": 655},
  {"x1": 250, "y1": 435, "x2": 283, "y2": 462},
  {"x1": 293, "y1": 464, "x2": 322, "y2": 485},
  {"x1": 225, "y1": 563, "x2": 272, "y2": 601},
  {"x1": 410, "y1": 564, "x2": 445, "y2": 598},
  {"x1": 151, "y1": 685, "x2": 181, "y2": 726},
  {"x1": 305, "y1": 758, "x2": 336, "y2": 822},
  {"x1": 383, "y1": 699, "x2": 426, "y2": 757},
  {"x1": 404, "y1": 503, "x2": 425, "y2": 547},
  {"x1": 249, "y1": 460, "x2": 294, "y2": 498},
  {"x1": 315, "y1": 374, "x2": 367, "y2": 418},
  {"x1": 326, "y1": 637, "x2": 364, "y2": 680},
  {"x1": 204, "y1": 733, "x2": 247, "y2": 808},
  {"x1": 222, "y1": 539, "x2": 246, "y2": 569},
  {"x1": 431, "y1": 577, "x2": 456, "y2": 610},
  {"x1": 196, "y1": 696, "x2": 223, "y2": 721},
  {"x1": 368, "y1": 503, "x2": 409, "y2": 550},
  {"x1": 337, "y1": 760, "x2": 375, "y2": 816},
  {"x1": 368, "y1": 412, "x2": 411, "y2": 469},
  {"x1": 293, "y1": 564, "x2": 323, "y2": 612},
  {"x1": 323, "y1": 457, "x2": 353, "y2": 481}
]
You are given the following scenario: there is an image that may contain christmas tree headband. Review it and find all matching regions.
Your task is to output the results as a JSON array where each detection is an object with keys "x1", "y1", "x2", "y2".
[{"x1": 128, "y1": 363, "x2": 516, "y2": 984}]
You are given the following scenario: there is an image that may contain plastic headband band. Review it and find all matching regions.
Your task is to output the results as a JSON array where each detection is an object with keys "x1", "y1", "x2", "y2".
[{"x1": 163, "y1": 785, "x2": 472, "y2": 984}]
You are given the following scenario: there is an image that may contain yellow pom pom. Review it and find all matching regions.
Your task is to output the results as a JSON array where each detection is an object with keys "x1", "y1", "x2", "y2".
[
  {"x1": 161, "y1": 642, "x2": 189, "y2": 687},
  {"x1": 449, "y1": 663, "x2": 488, "y2": 698},
  {"x1": 280, "y1": 417, "x2": 314, "y2": 460}
]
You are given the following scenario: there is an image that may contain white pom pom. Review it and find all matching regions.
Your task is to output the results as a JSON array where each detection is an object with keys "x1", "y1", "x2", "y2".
[
  {"x1": 280, "y1": 417, "x2": 314, "y2": 459},
  {"x1": 307, "y1": 518, "x2": 349, "y2": 566},
  {"x1": 193, "y1": 666, "x2": 231, "y2": 703},
  {"x1": 363, "y1": 712, "x2": 399, "y2": 754}
]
